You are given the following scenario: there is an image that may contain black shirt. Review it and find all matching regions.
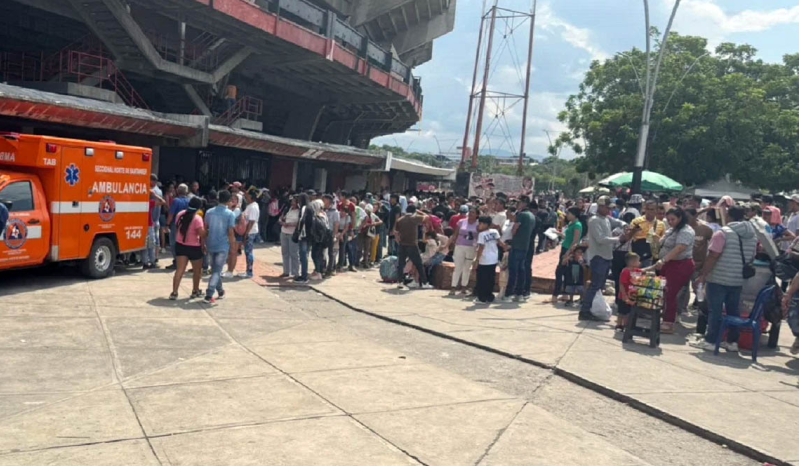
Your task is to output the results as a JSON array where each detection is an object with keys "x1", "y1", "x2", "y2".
[{"x1": 387, "y1": 204, "x2": 402, "y2": 231}]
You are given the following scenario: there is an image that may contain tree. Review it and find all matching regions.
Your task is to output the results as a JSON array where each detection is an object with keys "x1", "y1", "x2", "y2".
[{"x1": 553, "y1": 33, "x2": 799, "y2": 192}]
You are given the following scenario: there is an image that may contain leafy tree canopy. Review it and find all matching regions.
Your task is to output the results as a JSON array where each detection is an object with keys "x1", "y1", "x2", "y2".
[{"x1": 553, "y1": 32, "x2": 799, "y2": 192}]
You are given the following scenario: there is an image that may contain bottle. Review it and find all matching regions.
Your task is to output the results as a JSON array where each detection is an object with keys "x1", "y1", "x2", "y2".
[{"x1": 696, "y1": 283, "x2": 705, "y2": 302}]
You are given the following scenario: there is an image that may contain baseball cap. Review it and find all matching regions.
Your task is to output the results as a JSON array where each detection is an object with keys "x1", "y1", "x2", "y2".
[
  {"x1": 790, "y1": 194, "x2": 799, "y2": 204},
  {"x1": 459, "y1": 205, "x2": 469, "y2": 213},
  {"x1": 629, "y1": 194, "x2": 644, "y2": 205},
  {"x1": 596, "y1": 196, "x2": 613, "y2": 207},
  {"x1": 232, "y1": 181, "x2": 242, "y2": 188}
]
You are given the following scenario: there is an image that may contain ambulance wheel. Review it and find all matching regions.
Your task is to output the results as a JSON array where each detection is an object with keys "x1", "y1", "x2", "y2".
[{"x1": 83, "y1": 237, "x2": 117, "y2": 279}]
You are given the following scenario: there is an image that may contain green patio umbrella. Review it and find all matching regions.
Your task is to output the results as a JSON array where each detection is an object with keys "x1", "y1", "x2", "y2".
[{"x1": 597, "y1": 170, "x2": 683, "y2": 192}]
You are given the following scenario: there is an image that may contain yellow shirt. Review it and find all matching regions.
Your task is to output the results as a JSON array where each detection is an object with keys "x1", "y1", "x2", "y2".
[{"x1": 630, "y1": 216, "x2": 666, "y2": 241}]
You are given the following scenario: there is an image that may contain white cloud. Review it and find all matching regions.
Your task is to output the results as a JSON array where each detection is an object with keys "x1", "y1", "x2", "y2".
[
  {"x1": 669, "y1": 1, "x2": 799, "y2": 49},
  {"x1": 537, "y1": 2, "x2": 608, "y2": 61}
]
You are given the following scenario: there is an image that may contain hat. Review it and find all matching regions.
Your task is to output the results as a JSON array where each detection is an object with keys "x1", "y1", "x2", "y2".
[
  {"x1": 410, "y1": 196, "x2": 418, "y2": 204},
  {"x1": 459, "y1": 205, "x2": 469, "y2": 213},
  {"x1": 763, "y1": 208, "x2": 773, "y2": 214},
  {"x1": 596, "y1": 196, "x2": 613, "y2": 207},
  {"x1": 629, "y1": 194, "x2": 644, "y2": 205},
  {"x1": 790, "y1": 194, "x2": 799, "y2": 204},
  {"x1": 232, "y1": 181, "x2": 242, "y2": 188},
  {"x1": 364, "y1": 204, "x2": 374, "y2": 213}
]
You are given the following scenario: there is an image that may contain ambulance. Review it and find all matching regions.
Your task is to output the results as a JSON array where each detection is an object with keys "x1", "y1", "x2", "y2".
[{"x1": 0, "y1": 133, "x2": 152, "y2": 278}]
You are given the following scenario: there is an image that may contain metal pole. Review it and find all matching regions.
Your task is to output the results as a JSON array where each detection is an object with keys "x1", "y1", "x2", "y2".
[
  {"x1": 472, "y1": 5, "x2": 498, "y2": 169},
  {"x1": 632, "y1": 0, "x2": 681, "y2": 193},
  {"x1": 179, "y1": 20, "x2": 187, "y2": 66},
  {"x1": 460, "y1": 8, "x2": 488, "y2": 169},
  {"x1": 631, "y1": 0, "x2": 652, "y2": 195},
  {"x1": 517, "y1": 0, "x2": 537, "y2": 175}
]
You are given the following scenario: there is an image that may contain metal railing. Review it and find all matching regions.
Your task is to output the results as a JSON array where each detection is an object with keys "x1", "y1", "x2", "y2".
[
  {"x1": 262, "y1": 0, "x2": 420, "y2": 100},
  {"x1": 145, "y1": 29, "x2": 224, "y2": 72},
  {"x1": 0, "y1": 48, "x2": 149, "y2": 110},
  {"x1": 212, "y1": 95, "x2": 263, "y2": 126}
]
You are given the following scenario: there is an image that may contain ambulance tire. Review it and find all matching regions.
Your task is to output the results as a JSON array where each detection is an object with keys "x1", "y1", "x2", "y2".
[{"x1": 82, "y1": 237, "x2": 117, "y2": 279}]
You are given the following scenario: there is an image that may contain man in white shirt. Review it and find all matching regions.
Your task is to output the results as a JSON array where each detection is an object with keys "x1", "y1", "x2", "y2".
[{"x1": 240, "y1": 188, "x2": 260, "y2": 278}]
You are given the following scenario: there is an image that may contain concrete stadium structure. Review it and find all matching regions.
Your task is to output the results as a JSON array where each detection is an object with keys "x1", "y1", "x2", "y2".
[{"x1": 0, "y1": 0, "x2": 456, "y2": 190}]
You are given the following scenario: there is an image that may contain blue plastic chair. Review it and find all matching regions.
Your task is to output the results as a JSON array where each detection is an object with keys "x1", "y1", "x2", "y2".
[{"x1": 714, "y1": 285, "x2": 774, "y2": 362}]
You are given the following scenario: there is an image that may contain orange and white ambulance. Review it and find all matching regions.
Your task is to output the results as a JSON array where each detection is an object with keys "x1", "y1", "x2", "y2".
[{"x1": 0, "y1": 133, "x2": 152, "y2": 278}]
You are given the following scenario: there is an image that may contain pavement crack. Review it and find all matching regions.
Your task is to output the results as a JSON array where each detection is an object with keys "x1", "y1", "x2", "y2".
[
  {"x1": 86, "y1": 284, "x2": 162, "y2": 466},
  {"x1": 473, "y1": 400, "x2": 528, "y2": 466}
]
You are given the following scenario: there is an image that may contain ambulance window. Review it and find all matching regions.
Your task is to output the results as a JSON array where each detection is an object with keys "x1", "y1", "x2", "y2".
[{"x1": 0, "y1": 181, "x2": 34, "y2": 212}]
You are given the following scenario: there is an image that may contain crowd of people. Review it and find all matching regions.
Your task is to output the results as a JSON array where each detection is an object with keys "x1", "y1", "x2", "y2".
[{"x1": 146, "y1": 177, "x2": 799, "y2": 355}]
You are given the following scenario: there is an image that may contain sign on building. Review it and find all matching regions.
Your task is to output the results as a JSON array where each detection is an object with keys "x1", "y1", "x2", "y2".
[{"x1": 468, "y1": 172, "x2": 534, "y2": 198}]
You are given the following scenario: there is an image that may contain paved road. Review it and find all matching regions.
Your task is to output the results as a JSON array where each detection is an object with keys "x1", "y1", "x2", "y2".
[{"x1": 0, "y1": 257, "x2": 762, "y2": 465}]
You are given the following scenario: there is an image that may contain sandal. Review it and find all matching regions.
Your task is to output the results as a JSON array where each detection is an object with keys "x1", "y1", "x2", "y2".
[
  {"x1": 190, "y1": 290, "x2": 203, "y2": 299},
  {"x1": 661, "y1": 322, "x2": 674, "y2": 334},
  {"x1": 169, "y1": 292, "x2": 178, "y2": 301}
]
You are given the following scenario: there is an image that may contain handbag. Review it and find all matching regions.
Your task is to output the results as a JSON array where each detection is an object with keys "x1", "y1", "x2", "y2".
[{"x1": 737, "y1": 233, "x2": 756, "y2": 279}]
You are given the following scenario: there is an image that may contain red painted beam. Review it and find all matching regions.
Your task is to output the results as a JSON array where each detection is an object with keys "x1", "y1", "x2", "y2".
[{"x1": 0, "y1": 98, "x2": 200, "y2": 138}]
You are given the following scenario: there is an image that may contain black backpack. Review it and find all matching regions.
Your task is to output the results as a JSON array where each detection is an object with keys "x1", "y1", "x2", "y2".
[
  {"x1": 310, "y1": 215, "x2": 332, "y2": 245},
  {"x1": 763, "y1": 282, "x2": 784, "y2": 325}
]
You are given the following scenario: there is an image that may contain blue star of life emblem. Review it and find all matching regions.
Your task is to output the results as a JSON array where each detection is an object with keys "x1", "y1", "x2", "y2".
[{"x1": 65, "y1": 164, "x2": 80, "y2": 186}]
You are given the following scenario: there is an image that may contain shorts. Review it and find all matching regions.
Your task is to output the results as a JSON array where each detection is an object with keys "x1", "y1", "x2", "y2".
[
  {"x1": 618, "y1": 300, "x2": 632, "y2": 316},
  {"x1": 175, "y1": 243, "x2": 204, "y2": 261},
  {"x1": 235, "y1": 234, "x2": 244, "y2": 242}
]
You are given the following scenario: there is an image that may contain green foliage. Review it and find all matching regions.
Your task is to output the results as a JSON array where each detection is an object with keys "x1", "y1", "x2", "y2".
[{"x1": 553, "y1": 33, "x2": 799, "y2": 192}]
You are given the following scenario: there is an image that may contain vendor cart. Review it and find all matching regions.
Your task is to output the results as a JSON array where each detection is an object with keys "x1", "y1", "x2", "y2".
[{"x1": 623, "y1": 273, "x2": 666, "y2": 348}]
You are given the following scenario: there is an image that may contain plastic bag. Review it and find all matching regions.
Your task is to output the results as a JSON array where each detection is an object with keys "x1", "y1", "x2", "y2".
[{"x1": 591, "y1": 292, "x2": 613, "y2": 321}]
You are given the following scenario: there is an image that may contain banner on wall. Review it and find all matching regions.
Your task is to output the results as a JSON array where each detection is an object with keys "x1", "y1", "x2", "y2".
[{"x1": 468, "y1": 172, "x2": 534, "y2": 198}]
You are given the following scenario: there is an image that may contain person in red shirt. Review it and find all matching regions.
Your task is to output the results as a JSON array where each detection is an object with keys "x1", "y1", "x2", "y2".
[
  {"x1": 617, "y1": 252, "x2": 642, "y2": 331},
  {"x1": 448, "y1": 205, "x2": 468, "y2": 230}
]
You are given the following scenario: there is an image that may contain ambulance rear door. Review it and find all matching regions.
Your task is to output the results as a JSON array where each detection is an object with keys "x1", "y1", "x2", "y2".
[{"x1": 53, "y1": 146, "x2": 88, "y2": 261}]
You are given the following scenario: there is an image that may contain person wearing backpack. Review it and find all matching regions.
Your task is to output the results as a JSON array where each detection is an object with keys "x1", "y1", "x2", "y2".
[
  {"x1": 292, "y1": 193, "x2": 311, "y2": 284},
  {"x1": 693, "y1": 205, "x2": 758, "y2": 352},
  {"x1": 305, "y1": 199, "x2": 330, "y2": 281}
]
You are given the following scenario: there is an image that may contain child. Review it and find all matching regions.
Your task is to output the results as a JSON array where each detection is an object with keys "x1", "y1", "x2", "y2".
[
  {"x1": 563, "y1": 247, "x2": 586, "y2": 306},
  {"x1": 473, "y1": 216, "x2": 506, "y2": 304},
  {"x1": 617, "y1": 252, "x2": 642, "y2": 330}
]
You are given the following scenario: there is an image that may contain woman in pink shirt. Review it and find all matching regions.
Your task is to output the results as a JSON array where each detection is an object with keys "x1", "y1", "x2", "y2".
[{"x1": 171, "y1": 197, "x2": 207, "y2": 300}]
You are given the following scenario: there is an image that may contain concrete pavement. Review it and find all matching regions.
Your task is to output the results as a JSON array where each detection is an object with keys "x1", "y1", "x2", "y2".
[
  {"x1": 251, "y1": 246, "x2": 799, "y2": 465},
  {"x1": 0, "y1": 260, "x2": 662, "y2": 465}
]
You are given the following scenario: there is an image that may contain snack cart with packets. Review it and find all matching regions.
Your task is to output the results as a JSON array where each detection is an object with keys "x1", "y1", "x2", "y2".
[{"x1": 622, "y1": 272, "x2": 666, "y2": 348}]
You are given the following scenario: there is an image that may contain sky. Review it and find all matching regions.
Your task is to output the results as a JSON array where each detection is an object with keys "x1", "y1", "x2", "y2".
[{"x1": 373, "y1": 0, "x2": 799, "y2": 161}]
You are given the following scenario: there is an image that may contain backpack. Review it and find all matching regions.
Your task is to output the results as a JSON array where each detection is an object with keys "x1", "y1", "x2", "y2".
[
  {"x1": 310, "y1": 215, "x2": 331, "y2": 245},
  {"x1": 234, "y1": 211, "x2": 248, "y2": 236},
  {"x1": 762, "y1": 282, "x2": 784, "y2": 325}
]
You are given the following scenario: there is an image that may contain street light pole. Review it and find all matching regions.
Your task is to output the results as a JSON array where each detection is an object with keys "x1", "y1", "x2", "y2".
[{"x1": 631, "y1": 0, "x2": 682, "y2": 194}]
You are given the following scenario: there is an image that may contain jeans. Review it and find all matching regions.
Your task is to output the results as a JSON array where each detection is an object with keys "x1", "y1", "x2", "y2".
[
  {"x1": 505, "y1": 248, "x2": 527, "y2": 297},
  {"x1": 206, "y1": 251, "x2": 227, "y2": 299},
  {"x1": 299, "y1": 239, "x2": 309, "y2": 280},
  {"x1": 143, "y1": 225, "x2": 158, "y2": 265},
  {"x1": 661, "y1": 258, "x2": 695, "y2": 323},
  {"x1": 705, "y1": 282, "x2": 742, "y2": 344},
  {"x1": 452, "y1": 245, "x2": 476, "y2": 288},
  {"x1": 326, "y1": 239, "x2": 338, "y2": 274},
  {"x1": 553, "y1": 247, "x2": 571, "y2": 297},
  {"x1": 345, "y1": 237, "x2": 357, "y2": 268},
  {"x1": 388, "y1": 236, "x2": 398, "y2": 256},
  {"x1": 580, "y1": 256, "x2": 611, "y2": 316},
  {"x1": 522, "y1": 246, "x2": 534, "y2": 297},
  {"x1": 280, "y1": 232, "x2": 300, "y2": 276},
  {"x1": 311, "y1": 242, "x2": 324, "y2": 274},
  {"x1": 377, "y1": 229, "x2": 386, "y2": 262},
  {"x1": 398, "y1": 244, "x2": 426, "y2": 285},
  {"x1": 475, "y1": 263, "x2": 497, "y2": 302},
  {"x1": 244, "y1": 233, "x2": 258, "y2": 275}
]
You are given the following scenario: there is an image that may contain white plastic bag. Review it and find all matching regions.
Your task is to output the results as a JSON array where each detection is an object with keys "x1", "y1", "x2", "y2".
[{"x1": 591, "y1": 292, "x2": 613, "y2": 321}]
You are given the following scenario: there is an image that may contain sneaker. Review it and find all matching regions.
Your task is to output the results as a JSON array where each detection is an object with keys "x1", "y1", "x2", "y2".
[
  {"x1": 203, "y1": 296, "x2": 216, "y2": 305},
  {"x1": 409, "y1": 281, "x2": 419, "y2": 288},
  {"x1": 217, "y1": 291, "x2": 226, "y2": 300},
  {"x1": 419, "y1": 283, "x2": 433, "y2": 289},
  {"x1": 512, "y1": 295, "x2": 522, "y2": 302},
  {"x1": 690, "y1": 339, "x2": 716, "y2": 351},
  {"x1": 166, "y1": 263, "x2": 176, "y2": 270},
  {"x1": 202, "y1": 269, "x2": 211, "y2": 276},
  {"x1": 348, "y1": 266, "x2": 356, "y2": 272},
  {"x1": 221, "y1": 271, "x2": 233, "y2": 278},
  {"x1": 500, "y1": 296, "x2": 513, "y2": 303},
  {"x1": 294, "y1": 278, "x2": 309, "y2": 285},
  {"x1": 190, "y1": 290, "x2": 203, "y2": 299},
  {"x1": 722, "y1": 341, "x2": 739, "y2": 352},
  {"x1": 397, "y1": 283, "x2": 406, "y2": 290},
  {"x1": 578, "y1": 313, "x2": 603, "y2": 321},
  {"x1": 791, "y1": 337, "x2": 799, "y2": 355},
  {"x1": 238, "y1": 272, "x2": 253, "y2": 278}
]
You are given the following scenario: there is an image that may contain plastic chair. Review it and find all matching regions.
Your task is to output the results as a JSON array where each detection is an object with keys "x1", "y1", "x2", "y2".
[{"x1": 714, "y1": 285, "x2": 774, "y2": 362}]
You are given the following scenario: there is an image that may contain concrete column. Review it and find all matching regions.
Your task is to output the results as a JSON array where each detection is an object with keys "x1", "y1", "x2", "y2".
[
  {"x1": 313, "y1": 168, "x2": 327, "y2": 192},
  {"x1": 152, "y1": 146, "x2": 161, "y2": 176},
  {"x1": 291, "y1": 161, "x2": 298, "y2": 190},
  {"x1": 281, "y1": 102, "x2": 325, "y2": 141}
]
